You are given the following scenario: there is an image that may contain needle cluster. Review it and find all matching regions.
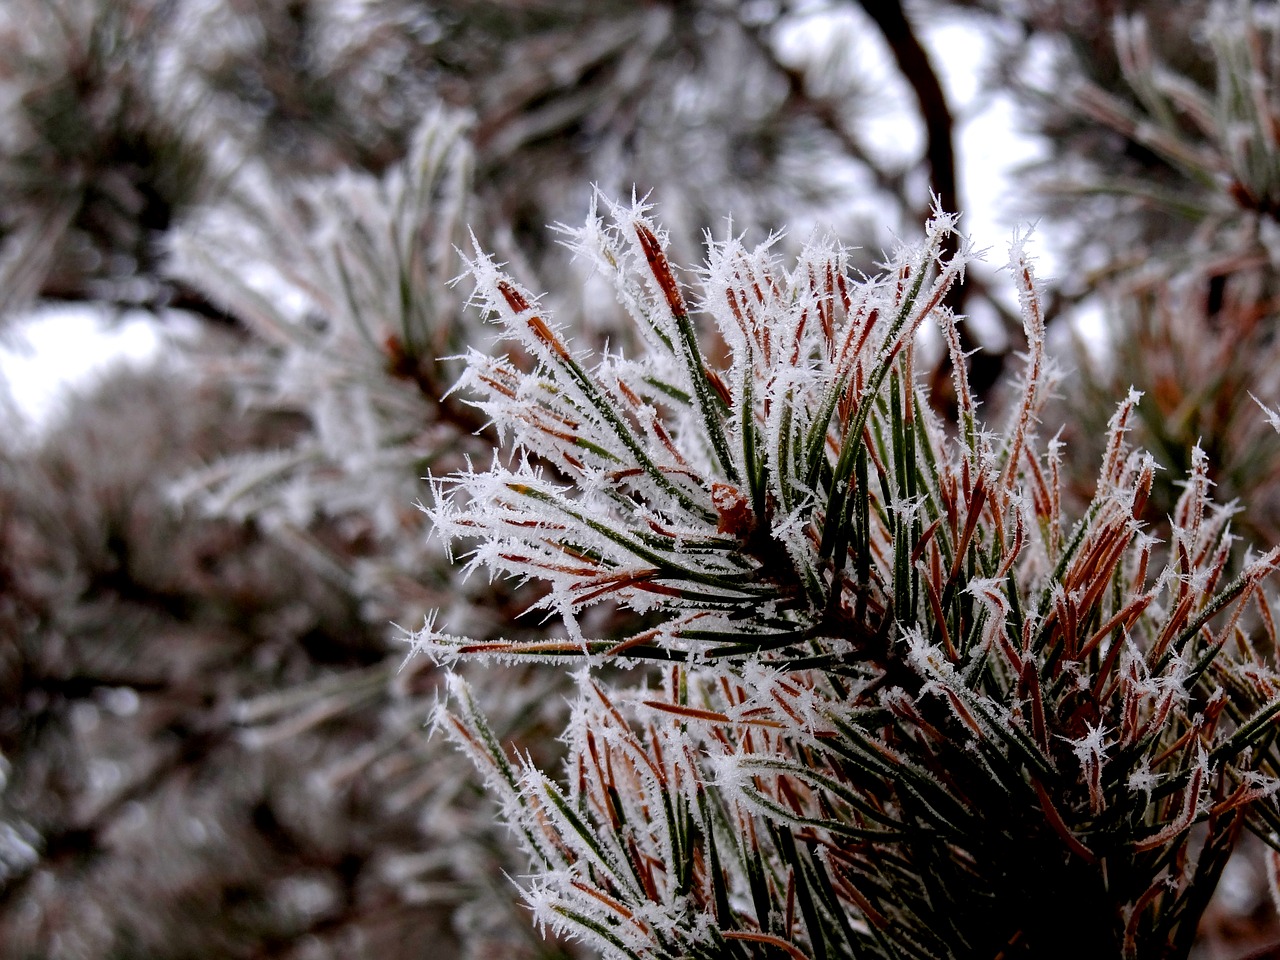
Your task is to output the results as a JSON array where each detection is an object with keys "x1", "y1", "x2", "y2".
[{"x1": 416, "y1": 196, "x2": 1280, "y2": 959}]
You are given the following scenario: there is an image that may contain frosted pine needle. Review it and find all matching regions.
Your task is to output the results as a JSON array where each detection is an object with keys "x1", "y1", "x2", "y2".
[{"x1": 415, "y1": 196, "x2": 1280, "y2": 959}]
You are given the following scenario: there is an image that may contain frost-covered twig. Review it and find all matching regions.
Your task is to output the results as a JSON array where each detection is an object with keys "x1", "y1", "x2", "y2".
[{"x1": 418, "y1": 197, "x2": 1280, "y2": 959}]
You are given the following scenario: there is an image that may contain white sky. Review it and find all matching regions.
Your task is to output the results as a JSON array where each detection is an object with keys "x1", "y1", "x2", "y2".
[{"x1": 0, "y1": 306, "x2": 165, "y2": 432}]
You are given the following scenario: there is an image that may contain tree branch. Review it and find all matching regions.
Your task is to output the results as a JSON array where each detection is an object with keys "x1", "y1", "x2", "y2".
[
  {"x1": 855, "y1": 0, "x2": 1016, "y2": 401},
  {"x1": 855, "y1": 0, "x2": 958, "y2": 238}
]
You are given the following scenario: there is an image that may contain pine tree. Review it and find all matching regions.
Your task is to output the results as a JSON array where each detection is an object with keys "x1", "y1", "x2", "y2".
[
  {"x1": 4, "y1": 1, "x2": 1280, "y2": 957},
  {"x1": 415, "y1": 192, "x2": 1280, "y2": 959}
]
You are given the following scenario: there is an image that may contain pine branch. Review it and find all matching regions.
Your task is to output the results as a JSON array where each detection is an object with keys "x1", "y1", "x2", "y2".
[{"x1": 418, "y1": 195, "x2": 1280, "y2": 959}]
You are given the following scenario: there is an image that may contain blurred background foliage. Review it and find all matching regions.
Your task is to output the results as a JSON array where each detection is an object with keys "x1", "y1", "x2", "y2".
[{"x1": 2, "y1": 0, "x2": 1279, "y2": 957}]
